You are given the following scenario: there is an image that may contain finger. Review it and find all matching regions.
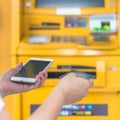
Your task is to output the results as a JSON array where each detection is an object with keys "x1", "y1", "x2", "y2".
[
  {"x1": 43, "y1": 70, "x2": 48, "y2": 80},
  {"x1": 75, "y1": 73, "x2": 81, "y2": 77},
  {"x1": 65, "y1": 72, "x2": 76, "y2": 79},
  {"x1": 34, "y1": 75, "x2": 42, "y2": 88},
  {"x1": 36, "y1": 74, "x2": 42, "y2": 84},
  {"x1": 39, "y1": 72, "x2": 46, "y2": 86},
  {"x1": 11, "y1": 62, "x2": 23, "y2": 75},
  {"x1": 13, "y1": 62, "x2": 23, "y2": 73},
  {"x1": 39, "y1": 72, "x2": 44, "y2": 80},
  {"x1": 26, "y1": 74, "x2": 42, "y2": 90},
  {"x1": 35, "y1": 74, "x2": 44, "y2": 88},
  {"x1": 3, "y1": 62, "x2": 23, "y2": 77},
  {"x1": 35, "y1": 71, "x2": 47, "y2": 88},
  {"x1": 88, "y1": 80, "x2": 94, "y2": 88},
  {"x1": 36, "y1": 72, "x2": 44, "y2": 85}
]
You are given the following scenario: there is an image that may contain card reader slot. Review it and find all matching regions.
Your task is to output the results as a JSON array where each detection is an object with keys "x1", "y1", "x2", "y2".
[
  {"x1": 48, "y1": 72, "x2": 96, "y2": 78},
  {"x1": 42, "y1": 22, "x2": 60, "y2": 26}
]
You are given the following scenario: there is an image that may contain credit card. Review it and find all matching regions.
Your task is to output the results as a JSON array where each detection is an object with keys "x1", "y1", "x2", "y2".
[{"x1": 59, "y1": 70, "x2": 96, "y2": 80}]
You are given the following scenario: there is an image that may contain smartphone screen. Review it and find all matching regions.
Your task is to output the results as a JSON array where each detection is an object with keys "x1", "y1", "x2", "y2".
[{"x1": 15, "y1": 60, "x2": 51, "y2": 78}]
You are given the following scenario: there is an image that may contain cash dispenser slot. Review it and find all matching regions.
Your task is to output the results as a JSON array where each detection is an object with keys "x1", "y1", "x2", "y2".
[
  {"x1": 29, "y1": 22, "x2": 60, "y2": 30},
  {"x1": 29, "y1": 27, "x2": 60, "y2": 30},
  {"x1": 48, "y1": 72, "x2": 96, "y2": 79},
  {"x1": 48, "y1": 65, "x2": 96, "y2": 78}
]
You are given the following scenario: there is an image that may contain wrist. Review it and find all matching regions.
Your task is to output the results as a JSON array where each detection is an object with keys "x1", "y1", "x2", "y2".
[
  {"x1": 0, "y1": 78, "x2": 5, "y2": 98},
  {"x1": 0, "y1": 95, "x2": 5, "y2": 111},
  {"x1": 54, "y1": 85, "x2": 66, "y2": 105}
]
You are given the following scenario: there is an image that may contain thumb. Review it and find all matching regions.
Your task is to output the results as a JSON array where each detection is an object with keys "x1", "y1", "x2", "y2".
[
  {"x1": 7, "y1": 62, "x2": 23, "y2": 76},
  {"x1": 88, "y1": 80, "x2": 94, "y2": 88}
]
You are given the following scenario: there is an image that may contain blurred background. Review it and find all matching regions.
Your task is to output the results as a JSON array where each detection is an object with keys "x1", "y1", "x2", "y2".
[
  {"x1": 1, "y1": 0, "x2": 120, "y2": 120},
  {"x1": 0, "y1": 0, "x2": 12, "y2": 115}
]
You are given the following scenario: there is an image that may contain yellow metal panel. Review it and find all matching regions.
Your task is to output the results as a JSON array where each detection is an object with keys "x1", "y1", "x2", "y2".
[
  {"x1": 17, "y1": 56, "x2": 107, "y2": 87},
  {"x1": 11, "y1": 0, "x2": 24, "y2": 119},
  {"x1": 11, "y1": 0, "x2": 24, "y2": 56},
  {"x1": 0, "y1": 0, "x2": 13, "y2": 118},
  {"x1": 118, "y1": 0, "x2": 120, "y2": 46},
  {"x1": 21, "y1": 88, "x2": 119, "y2": 120},
  {"x1": 0, "y1": 0, "x2": 11, "y2": 73},
  {"x1": 11, "y1": 0, "x2": 120, "y2": 120},
  {"x1": 17, "y1": 56, "x2": 120, "y2": 89},
  {"x1": 118, "y1": 94, "x2": 120, "y2": 119}
]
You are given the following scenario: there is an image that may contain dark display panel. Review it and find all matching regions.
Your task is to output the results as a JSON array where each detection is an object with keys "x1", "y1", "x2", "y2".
[{"x1": 36, "y1": 0, "x2": 104, "y2": 8}]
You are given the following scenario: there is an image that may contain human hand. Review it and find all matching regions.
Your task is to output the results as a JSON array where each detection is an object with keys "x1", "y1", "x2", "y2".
[
  {"x1": 56, "y1": 72, "x2": 93, "y2": 105},
  {"x1": 0, "y1": 62, "x2": 48, "y2": 98}
]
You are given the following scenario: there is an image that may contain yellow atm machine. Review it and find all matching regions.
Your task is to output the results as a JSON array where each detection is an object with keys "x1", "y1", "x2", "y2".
[{"x1": 12, "y1": 0, "x2": 120, "y2": 120}]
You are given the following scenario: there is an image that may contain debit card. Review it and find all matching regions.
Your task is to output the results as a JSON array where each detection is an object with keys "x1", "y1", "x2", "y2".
[{"x1": 59, "y1": 70, "x2": 96, "y2": 80}]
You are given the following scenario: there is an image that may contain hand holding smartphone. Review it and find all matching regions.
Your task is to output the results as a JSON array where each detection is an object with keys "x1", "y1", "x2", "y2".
[{"x1": 10, "y1": 58, "x2": 53, "y2": 83}]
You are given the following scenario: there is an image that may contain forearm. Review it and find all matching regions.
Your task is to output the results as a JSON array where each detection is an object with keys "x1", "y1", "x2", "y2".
[
  {"x1": 0, "y1": 107, "x2": 12, "y2": 120},
  {"x1": 0, "y1": 88, "x2": 12, "y2": 120},
  {"x1": 0, "y1": 77, "x2": 5, "y2": 98},
  {"x1": 27, "y1": 86, "x2": 64, "y2": 120}
]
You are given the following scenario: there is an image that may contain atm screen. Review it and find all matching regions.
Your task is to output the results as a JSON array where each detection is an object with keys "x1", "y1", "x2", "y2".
[{"x1": 36, "y1": 0, "x2": 104, "y2": 8}]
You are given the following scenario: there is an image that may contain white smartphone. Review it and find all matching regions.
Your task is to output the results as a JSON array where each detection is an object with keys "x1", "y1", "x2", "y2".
[{"x1": 10, "y1": 58, "x2": 53, "y2": 83}]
